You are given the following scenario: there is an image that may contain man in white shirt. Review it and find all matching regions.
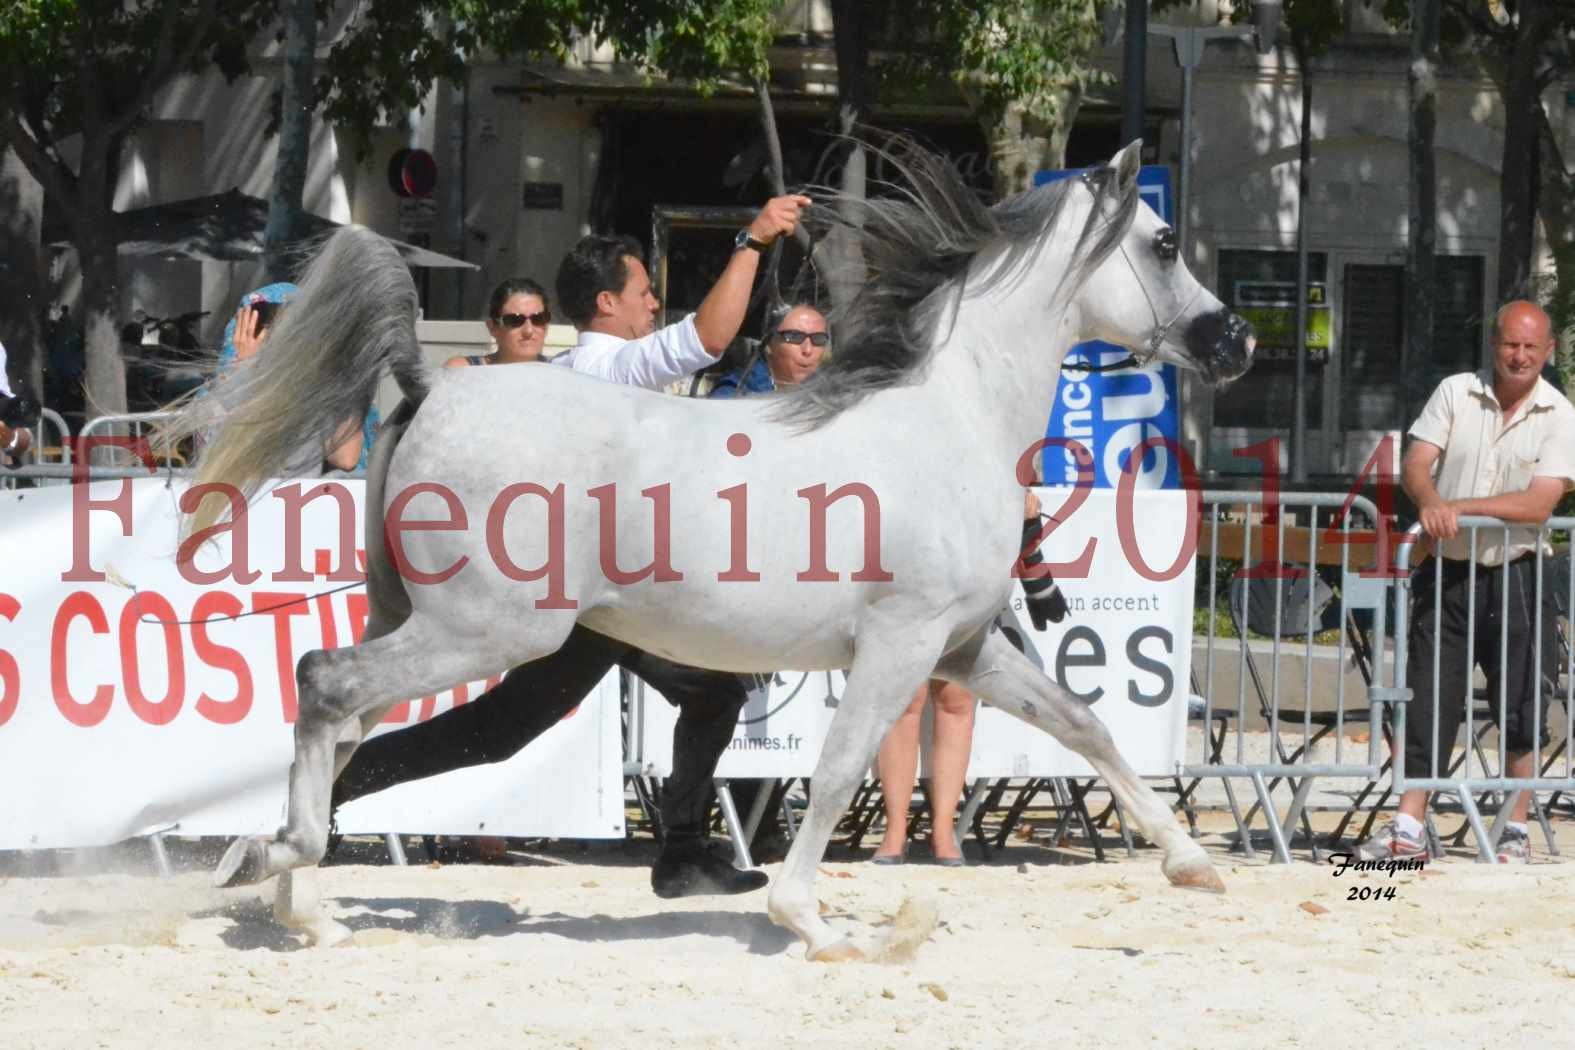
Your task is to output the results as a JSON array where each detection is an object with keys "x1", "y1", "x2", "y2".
[
  {"x1": 332, "y1": 195, "x2": 810, "y2": 897},
  {"x1": 1359, "y1": 300, "x2": 1575, "y2": 864},
  {"x1": 0, "y1": 339, "x2": 34, "y2": 466},
  {"x1": 550, "y1": 194, "x2": 807, "y2": 387}
]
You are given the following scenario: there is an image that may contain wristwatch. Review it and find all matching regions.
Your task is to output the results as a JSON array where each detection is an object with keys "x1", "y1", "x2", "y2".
[{"x1": 734, "y1": 228, "x2": 771, "y2": 253}]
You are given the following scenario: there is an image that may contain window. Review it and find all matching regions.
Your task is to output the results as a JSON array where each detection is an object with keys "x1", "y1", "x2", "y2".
[
  {"x1": 1341, "y1": 255, "x2": 1483, "y2": 430},
  {"x1": 1212, "y1": 249, "x2": 1328, "y2": 430}
]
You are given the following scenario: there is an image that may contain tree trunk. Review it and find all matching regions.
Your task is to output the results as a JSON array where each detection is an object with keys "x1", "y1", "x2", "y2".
[
  {"x1": 1493, "y1": 0, "x2": 1555, "y2": 301},
  {"x1": 1043, "y1": 87, "x2": 1082, "y2": 175},
  {"x1": 77, "y1": 235, "x2": 127, "y2": 420},
  {"x1": 76, "y1": 142, "x2": 126, "y2": 420},
  {"x1": 0, "y1": 147, "x2": 46, "y2": 399},
  {"x1": 818, "y1": 0, "x2": 872, "y2": 316},
  {"x1": 977, "y1": 86, "x2": 1083, "y2": 201},
  {"x1": 1403, "y1": 0, "x2": 1438, "y2": 427},
  {"x1": 265, "y1": 0, "x2": 318, "y2": 282},
  {"x1": 1538, "y1": 106, "x2": 1573, "y2": 269},
  {"x1": 984, "y1": 101, "x2": 1040, "y2": 201},
  {"x1": 1537, "y1": 106, "x2": 1575, "y2": 388}
]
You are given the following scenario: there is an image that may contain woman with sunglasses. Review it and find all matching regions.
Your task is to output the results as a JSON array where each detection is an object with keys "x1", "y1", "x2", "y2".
[
  {"x1": 709, "y1": 303, "x2": 829, "y2": 397},
  {"x1": 438, "y1": 279, "x2": 550, "y2": 860},
  {"x1": 446, "y1": 278, "x2": 552, "y2": 368}
]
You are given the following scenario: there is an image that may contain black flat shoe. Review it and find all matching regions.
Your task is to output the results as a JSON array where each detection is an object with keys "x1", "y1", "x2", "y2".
[
  {"x1": 870, "y1": 851, "x2": 907, "y2": 866},
  {"x1": 651, "y1": 842, "x2": 770, "y2": 899}
]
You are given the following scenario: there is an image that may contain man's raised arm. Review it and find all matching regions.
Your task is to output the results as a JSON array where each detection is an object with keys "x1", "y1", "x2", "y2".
[{"x1": 692, "y1": 195, "x2": 811, "y2": 355}]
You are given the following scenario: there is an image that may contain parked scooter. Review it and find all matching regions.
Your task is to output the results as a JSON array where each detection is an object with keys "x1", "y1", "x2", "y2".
[{"x1": 123, "y1": 309, "x2": 211, "y2": 412}]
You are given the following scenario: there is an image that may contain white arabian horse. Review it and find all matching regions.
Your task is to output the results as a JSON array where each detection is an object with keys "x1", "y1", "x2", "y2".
[{"x1": 166, "y1": 140, "x2": 1254, "y2": 960}]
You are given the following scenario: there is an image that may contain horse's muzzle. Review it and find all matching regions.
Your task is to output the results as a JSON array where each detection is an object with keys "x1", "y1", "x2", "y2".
[{"x1": 1184, "y1": 309, "x2": 1255, "y2": 383}]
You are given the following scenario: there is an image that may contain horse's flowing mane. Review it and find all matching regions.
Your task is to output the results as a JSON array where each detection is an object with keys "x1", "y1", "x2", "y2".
[{"x1": 780, "y1": 136, "x2": 1140, "y2": 428}]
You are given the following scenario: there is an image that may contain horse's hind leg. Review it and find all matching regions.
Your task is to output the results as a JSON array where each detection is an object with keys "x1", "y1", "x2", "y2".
[
  {"x1": 215, "y1": 610, "x2": 570, "y2": 894},
  {"x1": 767, "y1": 628, "x2": 942, "y2": 961},
  {"x1": 937, "y1": 625, "x2": 1224, "y2": 893}
]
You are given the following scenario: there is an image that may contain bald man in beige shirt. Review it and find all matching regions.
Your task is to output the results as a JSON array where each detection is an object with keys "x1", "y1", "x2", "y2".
[{"x1": 1359, "y1": 301, "x2": 1575, "y2": 865}]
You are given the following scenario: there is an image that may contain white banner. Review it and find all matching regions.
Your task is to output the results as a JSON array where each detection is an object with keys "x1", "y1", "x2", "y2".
[
  {"x1": 964, "y1": 486, "x2": 1194, "y2": 778},
  {"x1": 638, "y1": 487, "x2": 1194, "y2": 780},
  {"x1": 0, "y1": 477, "x2": 624, "y2": 849}
]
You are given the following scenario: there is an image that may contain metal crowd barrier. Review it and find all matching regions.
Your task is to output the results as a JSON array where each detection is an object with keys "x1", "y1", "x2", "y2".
[
  {"x1": 2, "y1": 407, "x2": 73, "y2": 490},
  {"x1": 35, "y1": 407, "x2": 72, "y2": 465},
  {"x1": 12, "y1": 461, "x2": 1569, "y2": 867},
  {"x1": 1184, "y1": 490, "x2": 1395, "y2": 863},
  {"x1": 5, "y1": 410, "x2": 175, "y2": 489},
  {"x1": 1391, "y1": 518, "x2": 1575, "y2": 862},
  {"x1": 77, "y1": 410, "x2": 177, "y2": 468},
  {"x1": 4, "y1": 405, "x2": 370, "y2": 489}
]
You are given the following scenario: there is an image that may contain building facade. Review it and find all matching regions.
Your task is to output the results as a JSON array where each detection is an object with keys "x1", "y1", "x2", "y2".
[{"x1": 9, "y1": 1, "x2": 1573, "y2": 483}]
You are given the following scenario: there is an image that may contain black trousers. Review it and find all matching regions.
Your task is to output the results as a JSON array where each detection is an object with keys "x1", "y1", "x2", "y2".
[
  {"x1": 331, "y1": 624, "x2": 747, "y2": 834},
  {"x1": 1404, "y1": 555, "x2": 1557, "y2": 778}
]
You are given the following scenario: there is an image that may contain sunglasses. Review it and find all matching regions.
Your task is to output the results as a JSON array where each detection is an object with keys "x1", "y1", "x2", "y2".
[
  {"x1": 775, "y1": 329, "x2": 830, "y2": 346},
  {"x1": 496, "y1": 310, "x2": 551, "y2": 329}
]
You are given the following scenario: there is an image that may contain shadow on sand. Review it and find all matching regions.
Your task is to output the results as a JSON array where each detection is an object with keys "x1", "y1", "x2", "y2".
[{"x1": 201, "y1": 894, "x2": 797, "y2": 956}]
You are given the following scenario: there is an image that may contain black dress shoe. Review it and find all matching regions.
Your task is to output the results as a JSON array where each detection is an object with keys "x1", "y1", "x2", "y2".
[{"x1": 651, "y1": 841, "x2": 770, "y2": 899}]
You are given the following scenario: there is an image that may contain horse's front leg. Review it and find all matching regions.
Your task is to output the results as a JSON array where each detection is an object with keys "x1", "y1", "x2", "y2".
[
  {"x1": 768, "y1": 629, "x2": 942, "y2": 961},
  {"x1": 938, "y1": 624, "x2": 1224, "y2": 893}
]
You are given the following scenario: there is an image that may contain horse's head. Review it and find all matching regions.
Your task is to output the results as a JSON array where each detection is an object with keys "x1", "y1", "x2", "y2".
[{"x1": 1070, "y1": 142, "x2": 1255, "y2": 384}]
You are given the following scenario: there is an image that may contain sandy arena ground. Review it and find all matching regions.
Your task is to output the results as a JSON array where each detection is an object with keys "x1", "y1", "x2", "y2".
[{"x1": 4, "y1": 820, "x2": 1575, "y2": 1050}]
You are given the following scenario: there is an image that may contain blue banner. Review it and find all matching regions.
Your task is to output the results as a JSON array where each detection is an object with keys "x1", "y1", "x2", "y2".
[{"x1": 1035, "y1": 165, "x2": 1180, "y2": 490}]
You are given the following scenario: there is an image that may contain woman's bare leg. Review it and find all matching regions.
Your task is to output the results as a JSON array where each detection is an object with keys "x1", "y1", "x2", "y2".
[
  {"x1": 927, "y1": 681, "x2": 976, "y2": 860},
  {"x1": 872, "y1": 685, "x2": 928, "y2": 858}
]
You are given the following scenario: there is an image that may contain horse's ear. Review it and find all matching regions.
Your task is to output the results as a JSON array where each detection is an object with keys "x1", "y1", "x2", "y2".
[{"x1": 1113, "y1": 140, "x2": 1142, "y2": 195}]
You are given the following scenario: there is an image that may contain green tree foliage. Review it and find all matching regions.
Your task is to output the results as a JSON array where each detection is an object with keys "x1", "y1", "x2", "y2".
[
  {"x1": 877, "y1": 0, "x2": 1111, "y2": 197},
  {"x1": 315, "y1": 0, "x2": 774, "y2": 156},
  {"x1": 1224, "y1": 0, "x2": 1344, "y2": 54},
  {"x1": 915, "y1": 1, "x2": 1105, "y2": 131}
]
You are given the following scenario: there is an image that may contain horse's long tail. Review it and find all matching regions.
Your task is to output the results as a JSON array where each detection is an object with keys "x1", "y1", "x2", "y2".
[{"x1": 163, "y1": 227, "x2": 432, "y2": 540}]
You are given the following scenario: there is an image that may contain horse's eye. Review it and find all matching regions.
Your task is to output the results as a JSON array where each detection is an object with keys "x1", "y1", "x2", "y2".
[{"x1": 1154, "y1": 227, "x2": 1178, "y2": 262}]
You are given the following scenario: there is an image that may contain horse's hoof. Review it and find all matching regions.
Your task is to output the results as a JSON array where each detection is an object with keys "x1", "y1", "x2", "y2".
[
  {"x1": 213, "y1": 836, "x2": 269, "y2": 888},
  {"x1": 808, "y1": 939, "x2": 865, "y2": 963},
  {"x1": 1165, "y1": 856, "x2": 1226, "y2": 894},
  {"x1": 301, "y1": 917, "x2": 353, "y2": 948}
]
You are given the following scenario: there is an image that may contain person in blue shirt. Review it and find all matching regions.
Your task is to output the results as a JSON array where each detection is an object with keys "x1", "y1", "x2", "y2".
[
  {"x1": 221, "y1": 282, "x2": 378, "y2": 472},
  {"x1": 704, "y1": 303, "x2": 828, "y2": 861},
  {"x1": 708, "y1": 304, "x2": 829, "y2": 398}
]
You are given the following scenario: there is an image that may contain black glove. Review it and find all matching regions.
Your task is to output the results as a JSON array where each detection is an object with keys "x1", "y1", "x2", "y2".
[{"x1": 1020, "y1": 516, "x2": 1069, "y2": 629}]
